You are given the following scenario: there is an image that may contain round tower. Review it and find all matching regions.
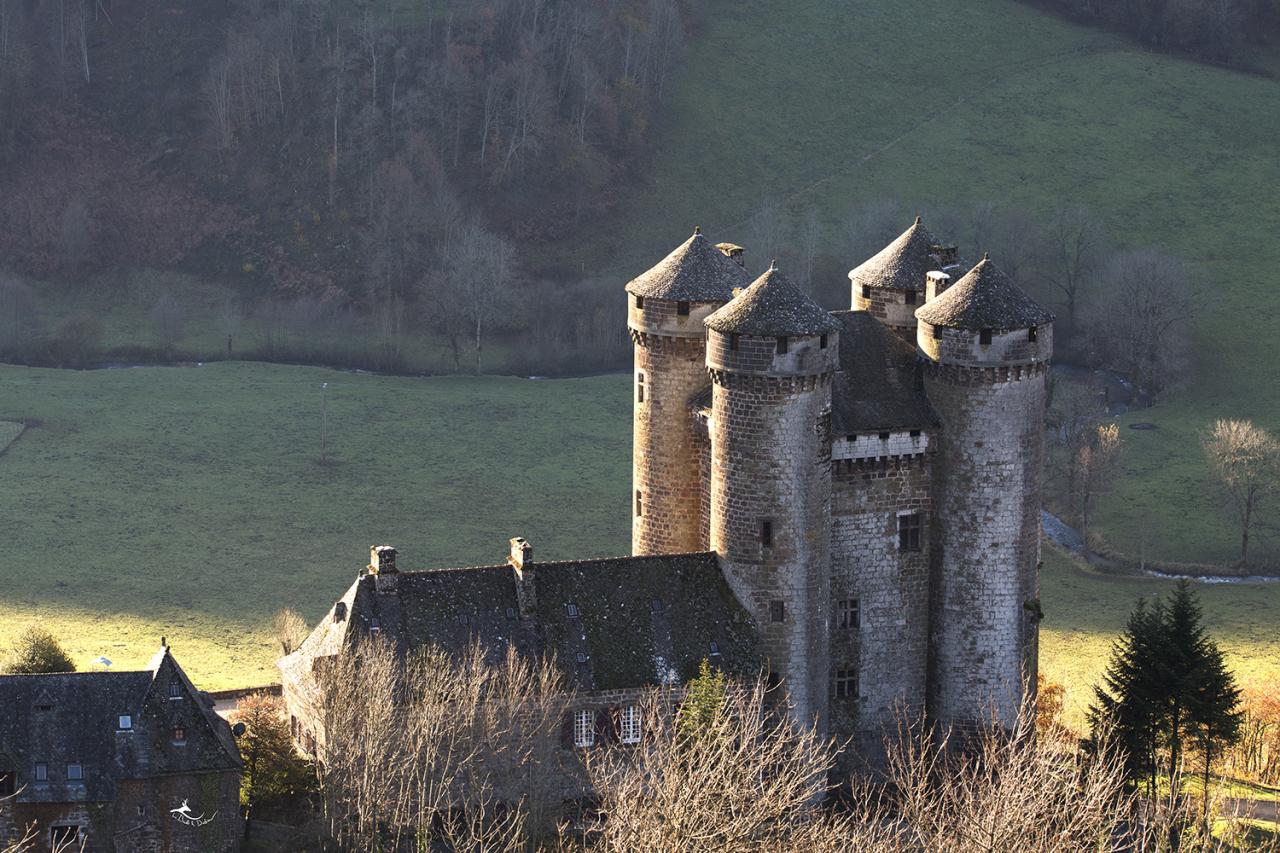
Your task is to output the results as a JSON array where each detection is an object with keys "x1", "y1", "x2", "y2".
[
  {"x1": 850, "y1": 216, "x2": 957, "y2": 343},
  {"x1": 915, "y1": 255, "x2": 1054, "y2": 731},
  {"x1": 704, "y1": 264, "x2": 840, "y2": 731},
  {"x1": 626, "y1": 228, "x2": 747, "y2": 556}
]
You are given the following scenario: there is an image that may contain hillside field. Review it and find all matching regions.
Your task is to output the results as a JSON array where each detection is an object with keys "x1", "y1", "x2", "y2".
[
  {"x1": 1, "y1": 363, "x2": 1277, "y2": 724},
  {"x1": 583, "y1": 0, "x2": 1280, "y2": 569}
]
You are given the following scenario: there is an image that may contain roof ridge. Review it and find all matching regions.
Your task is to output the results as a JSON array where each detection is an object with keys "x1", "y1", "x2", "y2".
[{"x1": 392, "y1": 551, "x2": 719, "y2": 577}]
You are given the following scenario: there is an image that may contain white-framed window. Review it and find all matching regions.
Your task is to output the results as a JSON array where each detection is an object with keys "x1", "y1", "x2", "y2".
[
  {"x1": 118, "y1": 714, "x2": 132, "y2": 730},
  {"x1": 33, "y1": 763, "x2": 47, "y2": 782},
  {"x1": 620, "y1": 706, "x2": 641, "y2": 744},
  {"x1": 66, "y1": 763, "x2": 83, "y2": 782},
  {"x1": 573, "y1": 709, "x2": 595, "y2": 748}
]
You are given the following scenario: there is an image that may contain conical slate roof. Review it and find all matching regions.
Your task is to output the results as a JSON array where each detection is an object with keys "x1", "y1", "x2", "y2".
[
  {"x1": 914, "y1": 256, "x2": 1054, "y2": 329},
  {"x1": 848, "y1": 217, "x2": 938, "y2": 292},
  {"x1": 625, "y1": 228, "x2": 750, "y2": 302},
  {"x1": 705, "y1": 264, "x2": 840, "y2": 336}
]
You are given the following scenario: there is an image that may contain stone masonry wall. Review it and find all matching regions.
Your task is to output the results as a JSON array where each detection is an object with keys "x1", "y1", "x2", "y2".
[
  {"x1": 918, "y1": 323, "x2": 1053, "y2": 367},
  {"x1": 829, "y1": 454, "x2": 933, "y2": 774},
  {"x1": 707, "y1": 361, "x2": 833, "y2": 734},
  {"x1": 851, "y1": 288, "x2": 920, "y2": 339},
  {"x1": 925, "y1": 365, "x2": 1046, "y2": 730}
]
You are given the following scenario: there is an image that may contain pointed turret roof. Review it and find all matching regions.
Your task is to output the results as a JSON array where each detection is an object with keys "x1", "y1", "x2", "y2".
[
  {"x1": 914, "y1": 255, "x2": 1054, "y2": 329},
  {"x1": 705, "y1": 263, "x2": 840, "y2": 336},
  {"x1": 625, "y1": 228, "x2": 750, "y2": 302},
  {"x1": 848, "y1": 216, "x2": 938, "y2": 292}
]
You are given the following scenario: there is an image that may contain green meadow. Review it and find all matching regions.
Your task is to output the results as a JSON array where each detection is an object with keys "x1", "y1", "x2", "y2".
[
  {"x1": 585, "y1": 0, "x2": 1280, "y2": 569},
  {"x1": 2, "y1": 363, "x2": 1277, "y2": 714}
]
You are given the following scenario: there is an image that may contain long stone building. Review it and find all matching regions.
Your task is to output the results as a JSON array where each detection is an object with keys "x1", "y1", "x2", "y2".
[{"x1": 282, "y1": 217, "x2": 1053, "y2": 775}]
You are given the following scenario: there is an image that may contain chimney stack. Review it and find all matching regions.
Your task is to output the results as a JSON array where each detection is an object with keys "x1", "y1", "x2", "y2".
[
  {"x1": 369, "y1": 545, "x2": 398, "y2": 575},
  {"x1": 508, "y1": 537, "x2": 537, "y2": 618},
  {"x1": 716, "y1": 242, "x2": 746, "y2": 268},
  {"x1": 925, "y1": 270, "x2": 952, "y2": 303}
]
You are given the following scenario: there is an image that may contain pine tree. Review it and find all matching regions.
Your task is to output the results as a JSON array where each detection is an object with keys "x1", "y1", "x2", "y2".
[{"x1": 678, "y1": 658, "x2": 726, "y2": 739}]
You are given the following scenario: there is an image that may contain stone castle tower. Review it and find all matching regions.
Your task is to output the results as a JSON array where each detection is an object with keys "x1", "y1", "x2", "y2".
[{"x1": 628, "y1": 220, "x2": 1053, "y2": 756}]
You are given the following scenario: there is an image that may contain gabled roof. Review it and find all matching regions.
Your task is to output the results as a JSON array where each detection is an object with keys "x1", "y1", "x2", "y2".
[
  {"x1": 0, "y1": 650, "x2": 240, "y2": 804},
  {"x1": 848, "y1": 217, "x2": 939, "y2": 292},
  {"x1": 914, "y1": 256, "x2": 1054, "y2": 329},
  {"x1": 285, "y1": 553, "x2": 761, "y2": 693},
  {"x1": 830, "y1": 311, "x2": 939, "y2": 434},
  {"x1": 704, "y1": 265, "x2": 840, "y2": 337},
  {"x1": 625, "y1": 228, "x2": 750, "y2": 302}
]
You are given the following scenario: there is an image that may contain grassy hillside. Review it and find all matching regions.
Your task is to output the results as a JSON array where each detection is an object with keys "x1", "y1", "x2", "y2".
[
  {"x1": 2, "y1": 362, "x2": 1277, "y2": 708},
  {"x1": 591, "y1": 0, "x2": 1280, "y2": 568}
]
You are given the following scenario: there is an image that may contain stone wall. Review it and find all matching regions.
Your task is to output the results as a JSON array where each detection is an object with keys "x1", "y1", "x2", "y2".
[
  {"x1": 829, "y1": 453, "x2": 933, "y2": 773},
  {"x1": 917, "y1": 322, "x2": 1053, "y2": 367},
  {"x1": 924, "y1": 364, "x2": 1046, "y2": 730},
  {"x1": 851, "y1": 287, "x2": 920, "y2": 339},
  {"x1": 707, "y1": 347, "x2": 833, "y2": 733}
]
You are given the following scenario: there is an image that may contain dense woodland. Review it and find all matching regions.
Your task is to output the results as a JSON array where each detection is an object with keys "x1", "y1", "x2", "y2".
[
  {"x1": 0, "y1": 0, "x2": 694, "y2": 370},
  {"x1": 1028, "y1": 0, "x2": 1280, "y2": 62}
]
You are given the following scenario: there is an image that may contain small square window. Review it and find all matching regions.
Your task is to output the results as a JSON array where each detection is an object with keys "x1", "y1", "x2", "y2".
[
  {"x1": 566, "y1": 603, "x2": 580, "y2": 618},
  {"x1": 979, "y1": 328, "x2": 993, "y2": 345},
  {"x1": 776, "y1": 336, "x2": 788, "y2": 355},
  {"x1": 34, "y1": 763, "x2": 47, "y2": 782},
  {"x1": 635, "y1": 295, "x2": 644, "y2": 310},
  {"x1": 709, "y1": 641, "x2": 720, "y2": 655},
  {"x1": 1028, "y1": 326, "x2": 1038, "y2": 343},
  {"x1": 620, "y1": 705, "x2": 642, "y2": 744},
  {"x1": 898, "y1": 512, "x2": 923, "y2": 553},
  {"x1": 172, "y1": 727, "x2": 186, "y2": 743},
  {"x1": 760, "y1": 520, "x2": 773, "y2": 548},
  {"x1": 861, "y1": 284, "x2": 871, "y2": 299},
  {"x1": 505, "y1": 607, "x2": 516, "y2": 620},
  {"x1": 769, "y1": 600, "x2": 785, "y2": 623},
  {"x1": 819, "y1": 334, "x2": 828, "y2": 349},
  {"x1": 118, "y1": 715, "x2": 132, "y2": 730},
  {"x1": 909, "y1": 430, "x2": 921, "y2": 438},
  {"x1": 573, "y1": 709, "x2": 595, "y2": 748},
  {"x1": 729, "y1": 333, "x2": 739, "y2": 351},
  {"x1": 66, "y1": 763, "x2": 83, "y2": 782},
  {"x1": 677, "y1": 301, "x2": 690, "y2": 316},
  {"x1": 575, "y1": 652, "x2": 588, "y2": 664},
  {"x1": 833, "y1": 668, "x2": 858, "y2": 700},
  {"x1": 905, "y1": 290, "x2": 917, "y2": 305},
  {"x1": 837, "y1": 599, "x2": 859, "y2": 630}
]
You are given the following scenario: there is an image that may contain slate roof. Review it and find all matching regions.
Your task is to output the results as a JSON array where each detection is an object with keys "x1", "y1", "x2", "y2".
[
  {"x1": 830, "y1": 311, "x2": 939, "y2": 434},
  {"x1": 848, "y1": 217, "x2": 940, "y2": 292},
  {"x1": 914, "y1": 256, "x2": 1054, "y2": 329},
  {"x1": 625, "y1": 228, "x2": 750, "y2": 302},
  {"x1": 0, "y1": 649, "x2": 241, "y2": 804},
  {"x1": 285, "y1": 553, "x2": 761, "y2": 693},
  {"x1": 704, "y1": 265, "x2": 840, "y2": 337}
]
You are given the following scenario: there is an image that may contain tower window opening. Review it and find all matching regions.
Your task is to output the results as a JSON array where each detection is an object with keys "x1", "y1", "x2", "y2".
[
  {"x1": 898, "y1": 512, "x2": 923, "y2": 553},
  {"x1": 637, "y1": 372, "x2": 645, "y2": 403},
  {"x1": 761, "y1": 520, "x2": 773, "y2": 547},
  {"x1": 861, "y1": 285, "x2": 871, "y2": 300},
  {"x1": 932, "y1": 324, "x2": 942, "y2": 340},
  {"x1": 677, "y1": 301, "x2": 690, "y2": 316},
  {"x1": 833, "y1": 669, "x2": 858, "y2": 700},
  {"x1": 635, "y1": 295, "x2": 644, "y2": 310},
  {"x1": 1028, "y1": 326, "x2": 1038, "y2": 342},
  {"x1": 904, "y1": 290, "x2": 917, "y2": 305},
  {"x1": 769, "y1": 600, "x2": 785, "y2": 623},
  {"x1": 729, "y1": 333, "x2": 739, "y2": 351},
  {"x1": 776, "y1": 336, "x2": 788, "y2": 354},
  {"x1": 819, "y1": 334, "x2": 828, "y2": 349},
  {"x1": 878, "y1": 432, "x2": 890, "y2": 441},
  {"x1": 635, "y1": 490, "x2": 643, "y2": 517},
  {"x1": 910, "y1": 430, "x2": 921, "y2": 438},
  {"x1": 979, "y1": 328, "x2": 993, "y2": 346},
  {"x1": 837, "y1": 598, "x2": 859, "y2": 630}
]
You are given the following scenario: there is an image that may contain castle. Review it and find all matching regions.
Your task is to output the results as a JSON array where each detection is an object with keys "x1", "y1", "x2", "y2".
[{"x1": 281, "y1": 217, "x2": 1053, "y2": 773}]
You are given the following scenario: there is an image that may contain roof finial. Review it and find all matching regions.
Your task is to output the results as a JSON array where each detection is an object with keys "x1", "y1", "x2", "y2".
[
  {"x1": 769, "y1": 258, "x2": 778, "y2": 271},
  {"x1": 914, "y1": 215, "x2": 922, "y2": 225},
  {"x1": 982, "y1": 251, "x2": 990, "y2": 261},
  {"x1": 693, "y1": 225, "x2": 702, "y2": 236}
]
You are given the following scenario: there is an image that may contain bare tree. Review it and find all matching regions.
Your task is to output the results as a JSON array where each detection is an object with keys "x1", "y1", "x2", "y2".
[
  {"x1": 1076, "y1": 422, "x2": 1122, "y2": 561},
  {"x1": 1203, "y1": 419, "x2": 1280, "y2": 565},
  {"x1": 1037, "y1": 205, "x2": 1105, "y2": 329},
  {"x1": 444, "y1": 220, "x2": 516, "y2": 373},
  {"x1": 272, "y1": 607, "x2": 309, "y2": 656},
  {"x1": 1089, "y1": 248, "x2": 1194, "y2": 402}
]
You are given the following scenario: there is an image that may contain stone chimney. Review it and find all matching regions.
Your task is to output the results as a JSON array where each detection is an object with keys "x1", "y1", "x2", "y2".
[
  {"x1": 508, "y1": 537, "x2": 536, "y2": 618},
  {"x1": 930, "y1": 244, "x2": 959, "y2": 267},
  {"x1": 369, "y1": 545, "x2": 398, "y2": 575},
  {"x1": 716, "y1": 242, "x2": 745, "y2": 268},
  {"x1": 925, "y1": 270, "x2": 952, "y2": 303}
]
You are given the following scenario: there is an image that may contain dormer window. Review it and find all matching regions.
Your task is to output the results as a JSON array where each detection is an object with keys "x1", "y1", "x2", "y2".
[
  {"x1": 566, "y1": 603, "x2": 580, "y2": 618},
  {"x1": 575, "y1": 652, "x2": 588, "y2": 664},
  {"x1": 1028, "y1": 326, "x2": 1038, "y2": 343},
  {"x1": 118, "y1": 715, "x2": 132, "y2": 730},
  {"x1": 634, "y1": 295, "x2": 644, "y2": 310},
  {"x1": 677, "y1": 301, "x2": 690, "y2": 316},
  {"x1": 167, "y1": 681, "x2": 181, "y2": 700},
  {"x1": 776, "y1": 336, "x2": 788, "y2": 354},
  {"x1": 66, "y1": 763, "x2": 83, "y2": 782},
  {"x1": 172, "y1": 727, "x2": 186, "y2": 743},
  {"x1": 979, "y1": 328, "x2": 993, "y2": 346},
  {"x1": 709, "y1": 641, "x2": 720, "y2": 655},
  {"x1": 333, "y1": 602, "x2": 347, "y2": 623},
  {"x1": 34, "y1": 763, "x2": 47, "y2": 783},
  {"x1": 505, "y1": 607, "x2": 516, "y2": 620}
]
